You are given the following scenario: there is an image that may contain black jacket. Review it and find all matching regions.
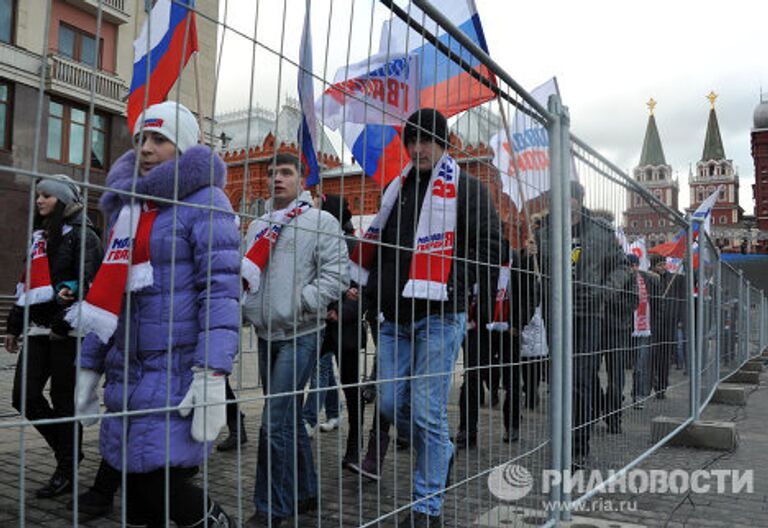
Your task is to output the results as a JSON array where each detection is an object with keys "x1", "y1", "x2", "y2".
[
  {"x1": 7, "y1": 209, "x2": 103, "y2": 336},
  {"x1": 367, "y1": 166, "x2": 501, "y2": 324},
  {"x1": 654, "y1": 269, "x2": 685, "y2": 339},
  {"x1": 536, "y1": 207, "x2": 634, "y2": 321}
]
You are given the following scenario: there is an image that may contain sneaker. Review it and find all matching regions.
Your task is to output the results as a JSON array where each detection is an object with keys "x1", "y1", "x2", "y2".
[
  {"x1": 66, "y1": 488, "x2": 113, "y2": 517},
  {"x1": 217, "y1": 425, "x2": 249, "y2": 452},
  {"x1": 319, "y1": 417, "x2": 339, "y2": 432},
  {"x1": 304, "y1": 421, "x2": 316, "y2": 438},
  {"x1": 453, "y1": 430, "x2": 477, "y2": 449},
  {"x1": 503, "y1": 427, "x2": 520, "y2": 443},
  {"x1": 348, "y1": 429, "x2": 390, "y2": 481},
  {"x1": 36, "y1": 465, "x2": 72, "y2": 499}
]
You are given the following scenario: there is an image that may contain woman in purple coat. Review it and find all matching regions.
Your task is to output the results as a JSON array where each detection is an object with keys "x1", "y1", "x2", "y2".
[{"x1": 73, "y1": 102, "x2": 240, "y2": 527}]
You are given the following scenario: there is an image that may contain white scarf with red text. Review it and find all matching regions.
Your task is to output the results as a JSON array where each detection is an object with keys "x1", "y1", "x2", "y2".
[
  {"x1": 66, "y1": 202, "x2": 158, "y2": 343},
  {"x1": 349, "y1": 152, "x2": 459, "y2": 301},
  {"x1": 241, "y1": 199, "x2": 312, "y2": 294},
  {"x1": 632, "y1": 272, "x2": 651, "y2": 337},
  {"x1": 15, "y1": 230, "x2": 55, "y2": 307}
]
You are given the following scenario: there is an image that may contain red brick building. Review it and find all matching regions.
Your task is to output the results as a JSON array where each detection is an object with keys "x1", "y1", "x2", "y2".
[
  {"x1": 687, "y1": 94, "x2": 744, "y2": 249},
  {"x1": 624, "y1": 100, "x2": 680, "y2": 245},
  {"x1": 751, "y1": 95, "x2": 768, "y2": 250}
]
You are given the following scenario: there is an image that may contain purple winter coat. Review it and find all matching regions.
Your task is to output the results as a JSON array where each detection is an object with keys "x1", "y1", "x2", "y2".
[{"x1": 80, "y1": 145, "x2": 240, "y2": 473}]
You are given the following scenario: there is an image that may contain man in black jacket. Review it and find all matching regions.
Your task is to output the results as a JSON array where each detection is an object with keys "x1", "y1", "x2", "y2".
[
  {"x1": 536, "y1": 181, "x2": 634, "y2": 465},
  {"x1": 366, "y1": 109, "x2": 501, "y2": 526},
  {"x1": 650, "y1": 253, "x2": 684, "y2": 398}
]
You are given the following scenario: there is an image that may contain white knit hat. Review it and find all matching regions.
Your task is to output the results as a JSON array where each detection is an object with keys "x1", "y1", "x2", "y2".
[{"x1": 133, "y1": 101, "x2": 199, "y2": 153}]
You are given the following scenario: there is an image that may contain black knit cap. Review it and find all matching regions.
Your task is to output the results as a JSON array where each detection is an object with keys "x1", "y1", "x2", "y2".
[{"x1": 402, "y1": 108, "x2": 448, "y2": 148}]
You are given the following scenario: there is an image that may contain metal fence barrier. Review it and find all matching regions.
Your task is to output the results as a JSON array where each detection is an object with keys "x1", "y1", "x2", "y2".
[{"x1": 0, "y1": 1, "x2": 766, "y2": 527}]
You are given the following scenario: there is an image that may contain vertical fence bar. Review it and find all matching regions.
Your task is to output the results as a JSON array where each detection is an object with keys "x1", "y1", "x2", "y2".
[
  {"x1": 559, "y1": 105, "x2": 573, "y2": 522},
  {"x1": 738, "y1": 270, "x2": 745, "y2": 363},
  {"x1": 685, "y1": 221, "x2": 696, "y2": 420},
  {"x1": 714, "y1": 259, "x2": 721, "y2": 385},
  {"x1": 746, "y1": 283, "x2": 751, "y2": 358},
  {"x1": 547, "y1": 94, "x2": 565, "y2": 526},
  {"x1": 694, "y1": 231, "x2": 705, "y2": 419}
]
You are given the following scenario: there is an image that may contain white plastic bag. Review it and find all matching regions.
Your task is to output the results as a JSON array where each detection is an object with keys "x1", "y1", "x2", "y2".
[{"x1": 520, "y1": 305, "x2": 548, "y2": 358}]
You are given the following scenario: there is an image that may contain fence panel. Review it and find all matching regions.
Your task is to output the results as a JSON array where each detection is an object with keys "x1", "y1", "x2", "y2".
[{"x1": 1, "y1": 1, "x2": 767, "y2": 527}]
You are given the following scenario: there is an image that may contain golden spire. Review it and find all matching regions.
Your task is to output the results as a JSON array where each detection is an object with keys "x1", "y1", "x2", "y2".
[
  {"x1": 706, "y1": 91, "x2": 718, "y2": 109},
  {"x1": 646, "y1": 98, "x2": 657, "y2": 115}
]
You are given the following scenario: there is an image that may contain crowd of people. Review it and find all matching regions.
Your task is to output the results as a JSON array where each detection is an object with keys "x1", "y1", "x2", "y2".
[{"x1": 5, "y1": 103, "x2": 689, "y2": 528}]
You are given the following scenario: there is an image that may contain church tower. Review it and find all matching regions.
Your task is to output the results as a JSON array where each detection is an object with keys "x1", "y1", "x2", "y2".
[
  {"x1": 752, "y1": 93, "x2": 768, "y2": 251},
  {"x1": 688, "y1": 92, "x2": 743, "y2": 249},
  {"x1": 624, "y1": 98, "x2": 680, "y2": 244}
]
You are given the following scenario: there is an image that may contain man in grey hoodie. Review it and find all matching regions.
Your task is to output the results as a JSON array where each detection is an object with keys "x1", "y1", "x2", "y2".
[{"x1": 243, "y1": 153, "x2": 349, "y2": 527}]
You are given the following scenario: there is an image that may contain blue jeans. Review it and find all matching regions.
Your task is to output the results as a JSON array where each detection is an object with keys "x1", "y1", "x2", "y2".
[
  {"x1": 632, "y1": 336, "x2": 651, "y2": 399},
  {"x1": 675, "y1": 326, "x2": 686, "y2": 369},
  {"x1": 254, "y1": 332, "x2": 321, "y2": 518},
  {"x1": 302, "y1": 352, "x2": 340, "y2": 427},
  {"x1": 377, "y1": 312, "x2": 466, "y2": 517}
]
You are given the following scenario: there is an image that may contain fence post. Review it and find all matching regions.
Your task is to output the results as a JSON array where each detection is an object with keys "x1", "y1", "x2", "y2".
[
  {"x1": 737, "y1": 270, "x2": 745, "y2": 364},
  {"x1": 547, "y1": 94, "x2": 565, "y2": 526},
  {"x1": 685, "y1": 220, "x2": 696, "y2": 420},
  {"x1": 715, "y1": 259, "x2": 722, "y2": 384},
  {"x1": 559, "y1": 101, "x2": 573, "y2": 522},
  {"x1": 745, "y1": 283, "x2": 751, "y2": 358}
]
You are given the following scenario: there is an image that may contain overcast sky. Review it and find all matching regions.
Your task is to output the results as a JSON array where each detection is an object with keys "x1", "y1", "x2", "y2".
[{"x1": 214, "y1": 0, "x2": 766, "y2": 213}]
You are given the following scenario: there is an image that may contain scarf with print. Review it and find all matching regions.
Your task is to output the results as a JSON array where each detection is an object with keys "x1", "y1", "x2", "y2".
[
  {"x1": 15, "y1": 230, "x2": 57, "y2": 306},
  {"x1": 349, "y1": 152, "x2": 459, "y2": 301},
  {"x1": 66, "y1": 202, "x2": 158, "y2": 343},
  {"x1": 241, "y1": 199, "x2": 312, "y2": 294},
  {"x1": 632, "y1": 272, "x2": 651, "y2": 337},
  {"x1": 486, "y1": 264, "x2": 511, "y2": 332}
]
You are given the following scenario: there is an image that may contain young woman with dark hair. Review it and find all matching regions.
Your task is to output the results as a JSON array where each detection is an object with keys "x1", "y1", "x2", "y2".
[{"x1": 5, "y1": 175, "x2": 102, "y2": 498}]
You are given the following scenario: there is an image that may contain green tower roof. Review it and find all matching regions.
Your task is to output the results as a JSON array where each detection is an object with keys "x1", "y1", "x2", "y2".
[
  {"x1": 639, "y1": 114, "x2": 667, "y2": 166},
  {"x1": 701, "y1": 107, "x2": 726, "y2": 161}
]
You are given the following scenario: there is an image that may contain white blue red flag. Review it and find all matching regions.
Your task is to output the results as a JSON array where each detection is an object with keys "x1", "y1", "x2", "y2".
[
  {"x1": 127, "y1": 0, "x2": 198, "y2": 131},
  {"x1": 490, "y1": 77, "x2": 578, "y2": 210},
  {"x1": 298, "y1": 0, "x2": 320, "y2": 185},
  {"x1": 328, "y1": 0, "x2": 495, "y2": 187},
  {"x1": 661, "y1": 185, "x2": 723, "y2": 258}
]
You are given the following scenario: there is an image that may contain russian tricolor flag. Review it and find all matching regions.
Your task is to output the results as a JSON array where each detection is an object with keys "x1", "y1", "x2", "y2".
[
  {"x1": 127, "y1": 0, "x2": 198, "y2": 131},
  {"x1": 339, "y1": 0, "x2": 496, "y2": 187},
  {"x1": 298, "y1": 0, "x2": 320, "y2": 186}
]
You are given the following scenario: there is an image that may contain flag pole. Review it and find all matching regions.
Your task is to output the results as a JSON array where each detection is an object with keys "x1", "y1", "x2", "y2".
[
  {"x1": 193, "y1": 51, "x2": 205, "y2": 143},
  {"x1": 495, "y1": 95, "x2": 541, "y2": 276}
]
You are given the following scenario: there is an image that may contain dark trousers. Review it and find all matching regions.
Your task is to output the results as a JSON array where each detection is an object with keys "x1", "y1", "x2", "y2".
[
  {"x1": 11, "y1": 335, "x2": 82, "y2": 469},
  {"x1": 334, "y1": 342, "x2": 365, "y2": 460},
  {"x1": 224, "y1": 377, "x2": 244, "y2": 432},
  {"x1": 125, "y1": 466, "x2": 207, "y2": 526},
  {"x1": 597, "y1": 328, "x2": 629, "y2": 427},
  {"x1": 573, "y1": 317, "x2": 602, "y2": 459},
  {"x1": 652, "y1": 333, "x2": 675, "y2": 392},
  {"x1": 459, "y1": 330, "x2": 520, "y2": 435}
]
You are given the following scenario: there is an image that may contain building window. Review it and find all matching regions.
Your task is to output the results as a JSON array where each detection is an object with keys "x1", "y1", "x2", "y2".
[
  {"x1": 0, "y1": 81, "x2": 11, "y2": 150},
  {"x1": 631, "y1": 220, "x2": 638, "y2": 228},
  {"x1": 719, "y1": 216, "x2": 726, "y2": 224},
  {"x1": 47, "y1": 100, "x2": 110, "y2": 168},
  {"x1": 645, "y1": 220, "x2": 652, "y2": 228},
  {"x1": 659, "y1": 219, "x2": 665, "y2": 227},
  {"x1": 0, "y1": 0, "x2": 14, "y2": 44},
  {"x1": 719, "y1": 187, "x2": 726, "y2": 200},
  {"x1": 58, "y1": 23, "x2": 102, "y2": 68}
]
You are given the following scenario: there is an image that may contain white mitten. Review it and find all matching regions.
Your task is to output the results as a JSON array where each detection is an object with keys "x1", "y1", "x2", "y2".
[
  {"x1": 75, "y1": 369, "x2": 102, "y2": 426},
  {"x1": 178, "y1": 368, "x2": 227, "y2": 443}
]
